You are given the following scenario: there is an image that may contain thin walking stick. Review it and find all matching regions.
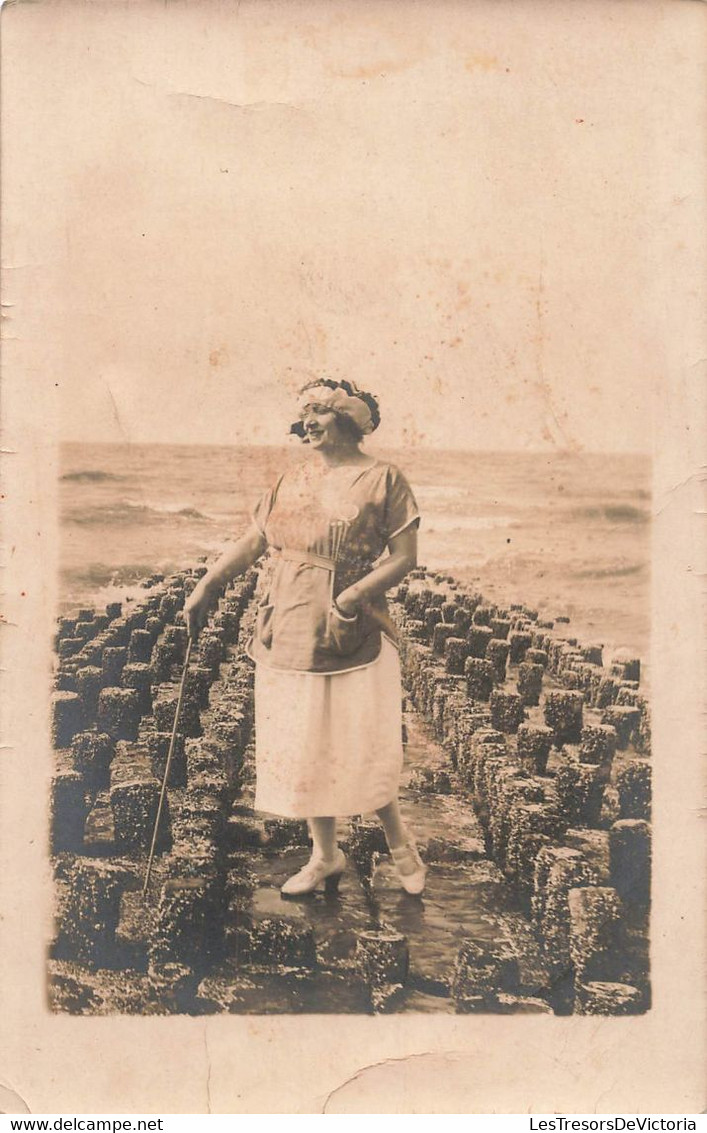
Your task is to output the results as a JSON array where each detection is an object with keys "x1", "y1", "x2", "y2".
[{"x1": 142, "y1": 636, "x2": 193, "y2": 897}]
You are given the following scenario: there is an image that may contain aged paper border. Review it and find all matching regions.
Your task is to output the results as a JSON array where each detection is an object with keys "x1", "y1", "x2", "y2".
[{"x1": 1, "y1": 0, "x2": 705, "y2": 1114}]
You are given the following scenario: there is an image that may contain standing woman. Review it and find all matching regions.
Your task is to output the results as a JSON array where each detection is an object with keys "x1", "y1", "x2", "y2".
[{"x1": 185, "y1": 379, "x2": 426, "y2": 896}]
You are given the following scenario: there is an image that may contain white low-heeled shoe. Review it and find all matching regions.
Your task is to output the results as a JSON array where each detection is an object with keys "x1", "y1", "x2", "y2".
[
  {"x1": 280, "y1": 849, "x2": 347, "y2": 898},
  {"x1": 391, "y1": 842, "x2": 427, "y2": 896}
]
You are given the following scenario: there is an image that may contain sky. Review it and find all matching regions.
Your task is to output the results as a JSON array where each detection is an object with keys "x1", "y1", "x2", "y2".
[{"x1": 2, "y1": 0, "x2": 685, "y2": 451}]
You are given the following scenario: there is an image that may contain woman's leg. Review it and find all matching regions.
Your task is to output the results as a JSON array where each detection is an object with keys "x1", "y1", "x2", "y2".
[
  {"x1": 376, "y1": 797, "x2": 426, "y2": 893},
  {"x1": 280, "y1": 815, "x2": 344, "y2": 895},
  {"x1": 308, "y1": 816, "x2": 338, "y2": 861},
  {"x1": 374, "y1": 798, "x2": 409, "y2": 851}
]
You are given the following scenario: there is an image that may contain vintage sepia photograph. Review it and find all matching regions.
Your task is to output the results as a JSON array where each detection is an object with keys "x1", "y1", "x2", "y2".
[
  {"x1": 40, "y1": 0, "x2": 653, "y2": 1019},
  {"x1": 2, "y1": 0, "x2": 704, "y2": 1114}
]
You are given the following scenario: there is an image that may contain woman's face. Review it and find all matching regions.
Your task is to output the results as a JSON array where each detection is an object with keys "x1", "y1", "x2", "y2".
[{"x1": 300, "y1": 402, "x2": 352, "y2": 450}]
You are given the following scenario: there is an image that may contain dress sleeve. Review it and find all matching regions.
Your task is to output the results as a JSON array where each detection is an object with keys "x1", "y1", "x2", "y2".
[
  {"x1": 384, "y1": 465, "x2": 421, "y2": 540},
  {"x1": 250, "y1": 476, "x2": 283, "y2": 539}
]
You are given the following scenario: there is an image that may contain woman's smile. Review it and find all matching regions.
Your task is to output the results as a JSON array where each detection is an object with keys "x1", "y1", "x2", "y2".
[{"x1": 302, "y1": 405, "x2": 344, "y2": 449}]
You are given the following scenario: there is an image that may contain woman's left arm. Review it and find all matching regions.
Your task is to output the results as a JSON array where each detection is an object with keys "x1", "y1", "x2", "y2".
[{"x1": 335, "y1": 525, "x2": 418, "y2": 615}]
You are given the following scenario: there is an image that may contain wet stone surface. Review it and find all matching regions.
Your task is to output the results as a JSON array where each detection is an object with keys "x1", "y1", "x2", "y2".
[
  {"x1": 49, "y1": 566, "x2": 650, "y2": 1015},
  {"x1": 243, "y1": 847, "x2": 378, "y2": 967},
  {"x1": 196, "y1": 966, "x2": 372, "y2": 1015},
  {"x1": 372, "y1": 859, "x2": 512, "y2": 995}
]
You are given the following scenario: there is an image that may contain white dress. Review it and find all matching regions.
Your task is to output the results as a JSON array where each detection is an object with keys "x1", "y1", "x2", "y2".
[
  {"x1": 248, "y1": 457, "x2": 420, "y2": 820},
  {"x1": 254, "y1": 635, "x2": 405, "y2": 818}
]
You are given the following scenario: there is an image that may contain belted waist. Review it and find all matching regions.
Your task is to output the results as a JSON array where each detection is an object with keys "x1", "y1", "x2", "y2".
[
  {"x1": 277, "y1": 548, "x2": 337, "y2": 571},
  {"x1": 277, "y1": 547, "x2": 375, "y2": 573},
  {"x1": 252, "y1": 546, "x2": 395, "y2": 673}
]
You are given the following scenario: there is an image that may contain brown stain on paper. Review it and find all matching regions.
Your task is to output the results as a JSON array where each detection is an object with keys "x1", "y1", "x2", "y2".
[
  {"x1": 209, "y1": 347, "x2": 229, "y2": 368},
  {"x1": 465, "y1": 52, "x2": 500, "y2": 73}
]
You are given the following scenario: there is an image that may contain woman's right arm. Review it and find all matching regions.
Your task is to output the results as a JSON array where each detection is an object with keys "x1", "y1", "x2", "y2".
[{"x1": 184, "y1": 522, "x2": 266, "y2": 638}]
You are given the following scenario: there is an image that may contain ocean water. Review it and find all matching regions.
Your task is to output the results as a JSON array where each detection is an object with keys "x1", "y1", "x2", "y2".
[{"x1": 59, "y1": 443, "x2": 651, "y2": 667}]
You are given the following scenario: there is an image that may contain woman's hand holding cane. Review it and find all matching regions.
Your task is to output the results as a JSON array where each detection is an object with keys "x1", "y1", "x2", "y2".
[
  {"x1": 184, "y1": 524, "x2": 267, "y2": 642},
  {"x1": 184, "y1": 580, "x2": 217, "y2": 642},
  {"x1": 183, "y1": 522, "x2": 267, "y2": 640}
]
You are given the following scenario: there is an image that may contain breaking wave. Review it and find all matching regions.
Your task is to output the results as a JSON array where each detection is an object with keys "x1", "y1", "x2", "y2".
[
  {"x1": 63, "y1": 500, "x2": 213, "y2": 526},
  {"x1": 60, "y1": 469, "x2": 124, "y2": 483}
]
